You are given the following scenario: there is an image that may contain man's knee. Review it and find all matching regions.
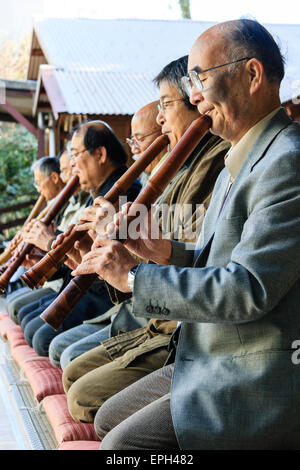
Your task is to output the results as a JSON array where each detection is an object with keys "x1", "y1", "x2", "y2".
[
  {"x1": 48, "y1": 336, "x2": 62, "y2": 368},
  {"x1": 60, "y1": 344, "x2": 75, "y2": 371},
  {"x1": 67, "y1": 377, "x2": 101, "y2": 423},
  {"x1": 93, "y1": 398, "x2": 113, "y2": 440},
  {"x1": 62, "y1": 349, "x2": 95, "y2": 392},
  {"x1": 94, "y1": 402, "x2": 134, "y2": 450},
  {"x1": 62, "y1": 358, "x2": 80, "y2": 392},
  {"x1": 32, "y1": 329, "x2": 49, "y2": 356}
]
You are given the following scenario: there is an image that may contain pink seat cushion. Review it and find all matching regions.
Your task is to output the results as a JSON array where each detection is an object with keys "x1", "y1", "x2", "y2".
[
  {"x1": 0, "y1": 312, "x2": 9, "y2": 321},
  {"x1": 6, "y1": 326, "x2": 27, "y2": 348},
  {"x1": 10, "y1": 344, "x2": 42, "y2": 368},
  {"x1": 42, "y1": 394, "x2": 100, "y2": 443},
  {"x1": 0, "y1": 316, "x2": 18, "y2": 339},
  {"x1": 22, "y1": 359, "x2": 64, "y2": 401},
  {"x1": 59, "y1": 441, "x2": 100, "y2": 450}
]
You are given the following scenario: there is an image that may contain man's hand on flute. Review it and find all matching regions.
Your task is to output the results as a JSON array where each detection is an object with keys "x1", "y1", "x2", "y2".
[
  {"x1": 71, "y1": 236, "x2": 137, "y2": 292},
  {"x1": 107, "y1": 201, "x2": 172, "y2": 265},
  {"x1": 51, "y1": 224, "x2": 93, "y2": 270},
  {"x1": 22, "y1": 248, "x2": 45, "y2": 269},
  {"x1": 75, "y1": 196, "x2": 117, "y2": 240},
  {"x1": 22, "y1": 220, "x2": 57, "y2": 252},
  {"x1": 71, "y1": 202, "x2": 172, "y2": 292}
]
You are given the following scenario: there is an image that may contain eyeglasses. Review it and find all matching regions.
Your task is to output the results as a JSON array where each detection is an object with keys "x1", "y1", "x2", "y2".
[
  {"x1": 69, "y1": 148, "x2": 88, "y2": 161},
  {"x1": 126, "y1": 130, "x2": 160, "y2": 149},
  {"x1": 33, "y1": 176, "x2": 50, "y2": 190},
  {"x1": 181, "y1": 57, "x2": 252, "y2": 96},
  {"x1": 157, "y1": 98, "x2": 184, "y2": 113}
]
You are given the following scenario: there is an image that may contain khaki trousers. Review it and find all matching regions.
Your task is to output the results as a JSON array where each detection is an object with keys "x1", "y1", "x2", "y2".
[{"x1": 63, "y1": 327, "x2": 171, "y2": 422}]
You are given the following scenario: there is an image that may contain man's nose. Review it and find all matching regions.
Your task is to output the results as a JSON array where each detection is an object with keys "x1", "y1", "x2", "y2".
[
  {"x1": 70, "y1": 158, "x2": 77, "y2": 169},
  {"x1": 189, "y1": 86, "x2": 204, "y2": 106},
  {"x1": 131, "y1": 141, "x2": 141, "y2": 154},
  {"x1": 156, "y1": 109, "x2": 165, "y2": 126}
]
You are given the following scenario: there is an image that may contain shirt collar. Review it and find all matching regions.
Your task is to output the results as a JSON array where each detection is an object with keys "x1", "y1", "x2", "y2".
[{"x1": 225, "y1": 107, "x2": 281, "y2": 180}]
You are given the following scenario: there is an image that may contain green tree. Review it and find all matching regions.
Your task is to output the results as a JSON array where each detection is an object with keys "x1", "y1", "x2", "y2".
[
  {"x1": 178, "y1": 0, "x2": 191, "y2": 19},
  {"x1": 0, "y1": 122, "x2": 38, "y2": 239}
]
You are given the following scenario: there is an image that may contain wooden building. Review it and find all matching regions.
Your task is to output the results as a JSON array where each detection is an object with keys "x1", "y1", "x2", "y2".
[{"x1": 1, "y1": 18, "x2": 300, "y2": 159}]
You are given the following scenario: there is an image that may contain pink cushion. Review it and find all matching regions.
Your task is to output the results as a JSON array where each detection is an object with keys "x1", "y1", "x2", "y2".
[
  {"x1": 10, "y1": 344, "x2": 43, "y2": 368},
  {"x1": 59, "y1": 441, "x2": 100, "y2": 450},
  {"x1": 22, "y1": 359, "x2": 64, "y2": 401},
  {"x1": 6, "y1": 326, "x2": 27, "y2": 348},
  {"x1": 42, "y1": 394, "x2": 100, "y2": 443},
  {"x1": 0, "y1": 316, "x2": 18, "y2": 339},
  {"x1": 0, "y1": 312, "x2": 9, "y2": 320}
]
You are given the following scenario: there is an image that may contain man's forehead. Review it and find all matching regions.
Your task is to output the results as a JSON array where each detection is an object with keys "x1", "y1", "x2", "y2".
[
  {"x1": 131, "y1": 116, "x2": 156, "y2": 135},
  {"x1": 159, "y1": 81, "x2": 180, "y2": 98},
  {"x1": 60, "y1": 150, "x2": 69, "y2": 162},
  {"x1": 188, "y1": 31, "x2": 227, "y2": 71},
  {"x1": 70, "y1": 133, "x2": 83, "y2": 150},
  {"x1": 34, "y1": 168, "x2": 46, "y2": 180}
]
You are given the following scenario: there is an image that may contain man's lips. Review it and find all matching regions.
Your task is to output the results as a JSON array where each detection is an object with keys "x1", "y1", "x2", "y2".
[{"x1": 200, "y1": 108, "x2": 214, "y2": 116}]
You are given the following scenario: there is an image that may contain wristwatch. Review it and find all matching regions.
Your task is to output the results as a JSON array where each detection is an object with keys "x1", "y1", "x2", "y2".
[{"x1": 127, "y1": 265, "x2": 139, "y2": 292}]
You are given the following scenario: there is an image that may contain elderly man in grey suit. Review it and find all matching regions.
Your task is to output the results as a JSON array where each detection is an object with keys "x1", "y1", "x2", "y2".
[{"x1": 71, "y1": 19, "x2": 300, "y2": 450}]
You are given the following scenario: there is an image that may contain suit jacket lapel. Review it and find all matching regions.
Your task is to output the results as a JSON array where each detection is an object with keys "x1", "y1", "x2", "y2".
[{"x1": 231, "y1": 108, "x2": 292, "y2": 180}]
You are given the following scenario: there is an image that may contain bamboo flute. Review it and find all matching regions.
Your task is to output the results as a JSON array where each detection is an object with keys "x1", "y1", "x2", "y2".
[
  {"x1": 0, "y1": 175, "x2": 80, "y2": 293},
  {"x1": 0, "y1": 195, "x2": 46, "y2": 265}
]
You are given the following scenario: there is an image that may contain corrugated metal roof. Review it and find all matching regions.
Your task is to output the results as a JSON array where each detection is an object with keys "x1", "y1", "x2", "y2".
[
  {"x1": 30, "y1": 18, "x2": 300, "y2": 116},
  {"x1": 52, "y1": 68, "x2": 158, "y2": 115}
]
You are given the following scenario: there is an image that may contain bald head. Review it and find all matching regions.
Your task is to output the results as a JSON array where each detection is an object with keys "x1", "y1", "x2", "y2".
[
  {"x1": 130, "y1": 101, "x2": 161, "y2": 154},
  {"x1": 190, "y1": 19, "x2": 284, "y2": 85},
  {"x1": 130, "y1": 101, "x2": 164, "y2": 174},
  {"x1": 132, "y1": 101, "x2": 161, "y2": 132}
]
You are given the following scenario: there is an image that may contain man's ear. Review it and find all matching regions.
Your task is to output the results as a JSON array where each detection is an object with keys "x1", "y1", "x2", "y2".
[
  {"x1": 96, "y1": 146, "x2": 108, "y2": 164},
  {"x1": 50, "y1": 171, "x2": 60, "y2": 184},
  {"x1": 246, "y1": 58, "x2": 264, "y2": 95}
]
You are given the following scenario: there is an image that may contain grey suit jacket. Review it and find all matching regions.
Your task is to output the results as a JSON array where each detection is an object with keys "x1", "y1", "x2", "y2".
[{"x1": 132, "y1": 108, "x2": 300, "y2": 449}]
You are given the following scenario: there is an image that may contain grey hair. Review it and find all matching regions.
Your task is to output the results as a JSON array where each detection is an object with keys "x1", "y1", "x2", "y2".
[
  {"x1": 222, "y1": 19, "x2": 285, "y2": 84},
  {"x1": 31, "y1": 156, "x2": 61, "y2": 176},
  {"x1": 153, "y1": 55, "x2": 197, "y2": 111}
]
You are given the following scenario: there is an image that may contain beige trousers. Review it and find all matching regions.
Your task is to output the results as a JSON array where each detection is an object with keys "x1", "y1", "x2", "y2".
[{"x1": 63, "y1": 327, "x2": 171, "y2": 422}]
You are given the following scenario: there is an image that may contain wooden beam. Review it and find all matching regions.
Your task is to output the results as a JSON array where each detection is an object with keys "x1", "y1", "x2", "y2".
[
  {"x1": 0, "y1": 199, "x2": 36, "y2": 215},
  {"x1": 0, "y1": 100, "x2": 38, "y2": 137},
  {"x1": 0, "y1": 100, "x2": 46, "y2": 157},
  {"x1": 37, "y1": 127, "x2": 45, "y2": 158},
  {"x1": 31, "y1": 48, "x2": 44, "y2": 57}
]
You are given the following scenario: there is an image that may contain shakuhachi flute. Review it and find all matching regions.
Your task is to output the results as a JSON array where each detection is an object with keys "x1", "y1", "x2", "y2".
[
  {"x1": 0, "y1": 175, "x2": 80, "y2": 293},
  {"x1": 0, "y1": 197, "x2": 57, "y2": 273},
  {"x1": 40, "y1": 114, "x2": 212, "y2": 330},
  {"x1": 20, "y1": 134, "x2": 169, "y2": 290},
  {"x1": 0, "y1": 195, "x2": 46, "y2": 265}
]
